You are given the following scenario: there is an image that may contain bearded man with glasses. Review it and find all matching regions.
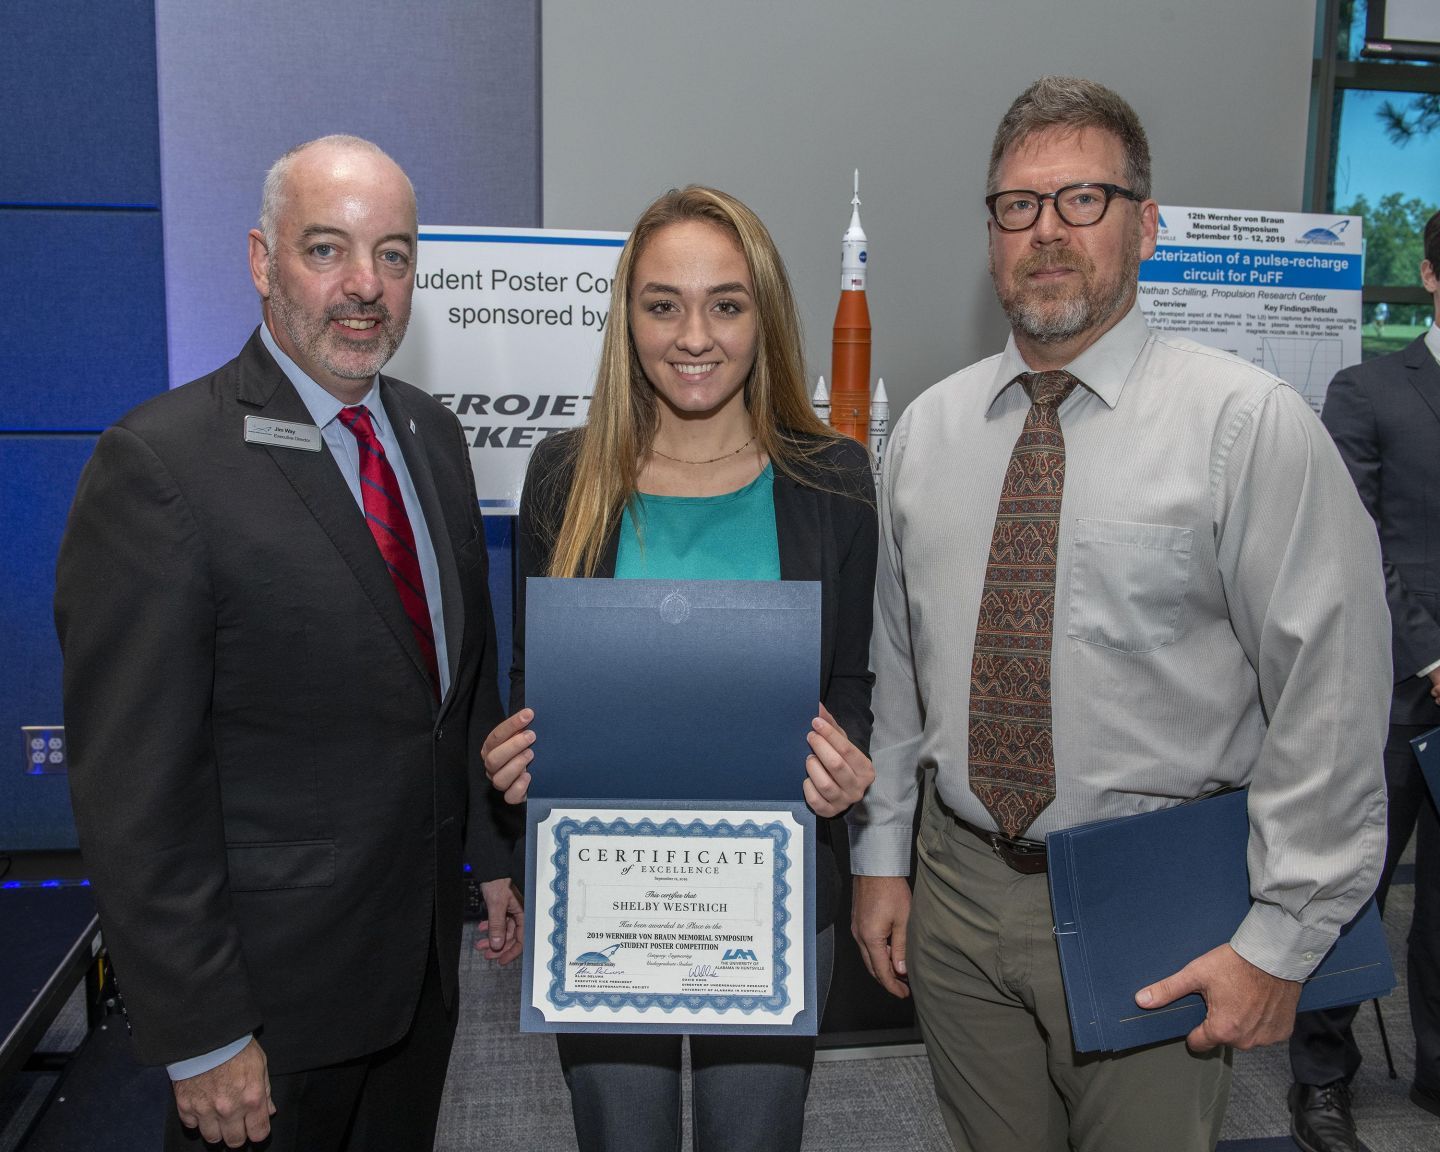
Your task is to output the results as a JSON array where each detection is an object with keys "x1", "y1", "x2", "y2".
[{"x1": 847, "y1": 76, "x2": 1390, "y2": 1152}]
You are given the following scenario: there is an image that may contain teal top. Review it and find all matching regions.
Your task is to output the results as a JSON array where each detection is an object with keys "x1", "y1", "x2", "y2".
[{"x1": 614, "y1": 464, "x2": 781, "y2": 581}]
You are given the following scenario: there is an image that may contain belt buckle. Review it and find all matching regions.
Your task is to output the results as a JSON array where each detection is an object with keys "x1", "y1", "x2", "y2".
[{"x1": 990, "y1": 833, "x2": 1046, "y2": 874}]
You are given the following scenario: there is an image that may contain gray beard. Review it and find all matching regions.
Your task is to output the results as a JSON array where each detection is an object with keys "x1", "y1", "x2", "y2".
[
  {"x1": 268, "y1": 259, "x2": 405, "y2": 381},
  {"x1": 1005, "y1": 291, "x2": 1096, "y2": 345},
  {"x1": 995, "y1": 226, "x2": 1142, "y2": 346}
]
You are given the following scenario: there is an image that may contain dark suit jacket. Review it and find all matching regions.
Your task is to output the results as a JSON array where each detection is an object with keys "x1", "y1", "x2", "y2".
[
  {"x1": 1322, "y1": 334, "x2": 1440, "y2": 726},
  {"x1": 55, "y1": 329, "x2": 510, "y2": 1073},
  {"x1": 510, "y1": 428, "x2": 878, "y2": 929}
]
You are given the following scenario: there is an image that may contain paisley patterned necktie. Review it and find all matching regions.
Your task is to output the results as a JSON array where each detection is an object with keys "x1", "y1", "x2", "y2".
[{"x1": 968, "y1": 370, "x2": 1078, "y2": 839}]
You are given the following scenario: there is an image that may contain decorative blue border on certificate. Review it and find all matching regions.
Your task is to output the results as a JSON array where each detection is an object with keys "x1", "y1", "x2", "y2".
[{"x1": 545, "y1": 816, "x2": 793, "y2": 1016}]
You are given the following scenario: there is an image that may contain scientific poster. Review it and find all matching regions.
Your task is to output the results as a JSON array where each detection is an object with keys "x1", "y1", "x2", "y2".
[{"x1": 1137, "y1": 208, "x2": 1363, "y2": 413}]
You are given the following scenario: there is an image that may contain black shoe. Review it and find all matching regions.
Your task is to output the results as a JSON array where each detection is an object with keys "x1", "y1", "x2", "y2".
[
  {"x1": 1289, "y1": 1081, "x2": 1359, "y2": 1152},
  {"x1": 1410, "y1": 1082, "x2": 1440, "y2": 1119}
]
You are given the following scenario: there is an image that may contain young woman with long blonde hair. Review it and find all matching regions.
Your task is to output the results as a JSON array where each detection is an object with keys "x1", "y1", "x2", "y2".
[{"x1": 483, "y1": 185, "x2": 877, "y2": 1152}]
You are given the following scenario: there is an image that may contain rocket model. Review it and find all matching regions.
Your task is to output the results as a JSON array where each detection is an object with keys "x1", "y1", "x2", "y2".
[
  {"x1": 868, "y1": 377, "x2": 889, "y2": 483},
  {"x1": 811, "y1": 375, "x2": 831, "y2": 426},
  {"x1": 830, "y1": 170, "x2": 871, "y2": 442}
]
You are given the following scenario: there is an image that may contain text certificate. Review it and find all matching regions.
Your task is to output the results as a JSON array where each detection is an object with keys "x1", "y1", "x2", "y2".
[{"x1": 523, "y1": 802, "x2": 813, "y2": 1033}]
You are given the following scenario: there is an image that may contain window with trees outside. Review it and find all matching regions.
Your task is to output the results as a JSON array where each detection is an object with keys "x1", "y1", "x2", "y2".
[{"x1": 1309, "y1": 1, "x2": 1439, "y2": 359}]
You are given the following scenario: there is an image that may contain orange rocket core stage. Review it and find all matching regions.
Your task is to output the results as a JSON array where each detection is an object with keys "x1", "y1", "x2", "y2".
[{"x1": 830, "y1": 289, "x2": 871, "y2": 442}]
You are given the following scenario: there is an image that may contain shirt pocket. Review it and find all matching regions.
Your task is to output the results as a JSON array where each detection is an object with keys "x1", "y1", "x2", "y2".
[{"x1": 1067, "y1": 518, "x2": 1193, "y2": 653}]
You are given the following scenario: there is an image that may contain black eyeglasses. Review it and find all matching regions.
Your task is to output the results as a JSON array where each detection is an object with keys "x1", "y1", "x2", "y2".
[{"x1": 985, "y1": 183, "x2": 1142, "y2": 231}]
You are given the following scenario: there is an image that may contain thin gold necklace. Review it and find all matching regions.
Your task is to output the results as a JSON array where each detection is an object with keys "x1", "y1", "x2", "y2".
[{"x1": 649, "y1": 435, "x2": 756, "y2": 465}]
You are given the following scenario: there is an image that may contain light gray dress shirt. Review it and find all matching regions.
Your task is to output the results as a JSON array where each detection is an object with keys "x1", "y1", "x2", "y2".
[
  {"x1": 168, "y1": 325, "x2": 451, "y2": 1081},
  {"x1": 848, "y1": 304, "x2": 1391, "y2": 981}
]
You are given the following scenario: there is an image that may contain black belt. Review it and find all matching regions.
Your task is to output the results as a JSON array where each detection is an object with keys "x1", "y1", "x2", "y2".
[{"x1": 953, "y1": 815, "x2": 1048, "y2": 874}]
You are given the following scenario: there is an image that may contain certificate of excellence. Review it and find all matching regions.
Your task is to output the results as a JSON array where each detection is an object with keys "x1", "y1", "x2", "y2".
[{"x1": 526, "y1": 805, "x2": 808, "y2": 1029}]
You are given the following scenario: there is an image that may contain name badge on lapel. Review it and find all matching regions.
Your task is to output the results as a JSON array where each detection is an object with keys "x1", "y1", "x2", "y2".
[{"x1": 244, "y1": 415, "x2": 323, "y2": 452}]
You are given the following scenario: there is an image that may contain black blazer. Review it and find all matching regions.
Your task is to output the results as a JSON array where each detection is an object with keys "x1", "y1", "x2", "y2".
[
  {"x1": 55, "y1": 329, "x2": 510, "y2": 1072},
  {"x1": 509, "y1": 428, "x2": 878, "y2": 928},
  {"x1": 1322, "y1": 334, "x2": 1440, "y2": 726}
]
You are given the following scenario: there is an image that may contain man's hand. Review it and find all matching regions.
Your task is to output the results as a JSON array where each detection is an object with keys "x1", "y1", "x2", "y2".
[
  {"x1": 851, "y1": 875, "x2": 912, "y2": 998},
  {"x1": 1135, "y1": 942, "x2": 1302, "y2": 1051},
  {"x1": 474, "y1": 878, "x2": 524, "y2": 964},
  {"x1": 1427, "y1": 668, "x2": 1440, "y2": 705},
  {"x1": 172, "y1": 1038, "x2": 274, "y2": 1148}
]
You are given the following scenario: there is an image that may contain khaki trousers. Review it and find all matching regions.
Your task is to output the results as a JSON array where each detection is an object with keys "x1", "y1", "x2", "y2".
[{"x1": 909, "y1": 784, "x2": 1231, "y2": 1152}]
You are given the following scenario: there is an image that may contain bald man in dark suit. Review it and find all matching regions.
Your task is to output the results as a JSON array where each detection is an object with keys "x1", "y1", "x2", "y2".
[{"x1": 56, "y1": 135, "x2": 520, "y2": 1151}]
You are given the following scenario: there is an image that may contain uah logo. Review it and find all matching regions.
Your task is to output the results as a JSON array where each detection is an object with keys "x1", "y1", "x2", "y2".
[
  {"x1": 572, "y1": 943, "x2": 622, "y2": 966},
  {"x1": 1297, "y1": 219, "x2": 1350, "y2": 246},
  {"x1": 723, "y1": 948, "x2": 758, "y2": 962}
]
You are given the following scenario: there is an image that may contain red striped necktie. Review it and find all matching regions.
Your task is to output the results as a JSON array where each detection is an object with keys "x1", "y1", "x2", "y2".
[
  {"x1": 337, "y1": 404, "x2": 441, "y2": 699},
  {"x1": 968, "y1": 370, "x2": 1078, "y2": 839}
]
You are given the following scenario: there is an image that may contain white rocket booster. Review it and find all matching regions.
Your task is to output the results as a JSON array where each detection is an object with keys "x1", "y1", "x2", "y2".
[
  {"x1": 869, "y1": 377, "x2": 889, "y2": 481},
  {"x1": 811, "y1": 375, "x2": 831, "y2": 426}
]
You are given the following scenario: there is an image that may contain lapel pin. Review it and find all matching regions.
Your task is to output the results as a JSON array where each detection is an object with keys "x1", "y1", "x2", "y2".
[{"x1": 409, "y1": 419, "x2": 417, "y2": 434}]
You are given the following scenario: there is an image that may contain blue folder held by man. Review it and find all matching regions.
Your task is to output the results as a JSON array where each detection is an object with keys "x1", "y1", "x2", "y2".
[
  {"x1": 1414, "y1": 726, "x2": 1440, "y2": 805},
  {"x1": 1047, "y1": 788, "x2": 1395, "y2": 1053}
]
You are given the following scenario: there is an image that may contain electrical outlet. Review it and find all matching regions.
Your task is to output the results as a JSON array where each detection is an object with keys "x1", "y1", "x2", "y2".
[{"x1": 22, "y1": 726, "x2": 67, "y2": 774}]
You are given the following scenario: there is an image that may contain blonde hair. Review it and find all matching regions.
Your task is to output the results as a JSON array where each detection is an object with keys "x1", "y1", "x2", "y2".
[{"x1": 548, "y1": 185, "x2": 839, "y2": 577}]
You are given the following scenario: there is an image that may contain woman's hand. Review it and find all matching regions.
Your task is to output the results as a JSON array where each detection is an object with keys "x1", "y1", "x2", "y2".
[
  {"x1": 803, "y1": 703, "x2": 875, "y2": 817},
  {"x1": 483, "y1": 708, "x2": 535, "y2": 805}
]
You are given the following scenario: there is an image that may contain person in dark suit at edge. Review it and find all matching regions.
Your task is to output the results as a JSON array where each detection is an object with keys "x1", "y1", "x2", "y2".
[
  {"x1": 54, "y1": 134, "x2": 522, "y2": 1151},
  {"x1": 1288, "y1": 210, "x2": 1440, "y2": 1152}
]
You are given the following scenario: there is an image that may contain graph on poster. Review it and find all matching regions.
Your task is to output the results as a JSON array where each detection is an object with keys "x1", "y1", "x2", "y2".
[{"x1": 1260, "y1": 338, "x2": 1346, "y2": 413}]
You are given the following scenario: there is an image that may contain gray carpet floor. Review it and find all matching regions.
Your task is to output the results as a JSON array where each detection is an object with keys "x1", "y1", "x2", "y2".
[
  {"x1": 4, "y1": 882, "x2": 1438, "y2": 1150},
  {"x1": 438, "y1": 879, "x2": 1440, "y2": 1151}
]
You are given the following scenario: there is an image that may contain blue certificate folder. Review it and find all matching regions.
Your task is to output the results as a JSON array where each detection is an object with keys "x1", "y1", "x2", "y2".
[
  {"x1": 1414, "y1": 726, "x2": 1440, "y2": 804},
  {"x1": 521, "y1": 579, "x2": 821, "y2": 1034},
  {"x1": 1048, "y1": 788, "x2": 1395, "y2": 1053},
  {"x1": 524, "y1": 578, "x2": 820, "y2": 801}
]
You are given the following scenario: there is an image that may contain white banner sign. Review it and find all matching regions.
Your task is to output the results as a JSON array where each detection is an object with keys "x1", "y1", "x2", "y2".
[
  {"x1": 1137, "y1": 207, "x2": 1364, "y2": 413},
  {"x1": 386, "y1": 227, "x2": 627, "y2": 514}
]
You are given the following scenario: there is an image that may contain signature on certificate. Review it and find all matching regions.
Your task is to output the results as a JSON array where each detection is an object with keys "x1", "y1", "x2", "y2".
[{"x1": 688, "y1": 964, "x2": 718, "y2": 979}]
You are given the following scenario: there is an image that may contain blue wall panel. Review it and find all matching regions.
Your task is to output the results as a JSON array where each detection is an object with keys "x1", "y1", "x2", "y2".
[
  {"x1": 0, "y1": 436, "x2": 95, "y2": 850},
  {"x1": 0, "y1": 0, "x2": 162, "y2": 206},
  {"x1": 3, "y1": 0, "x2": 165, "y2": 852},
  {"x1": 2, "y1": 209, "x2": 168, "y2": 431},
  {"x1": 2, "y1": 0, "x2": 541, "y2": 858}
]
